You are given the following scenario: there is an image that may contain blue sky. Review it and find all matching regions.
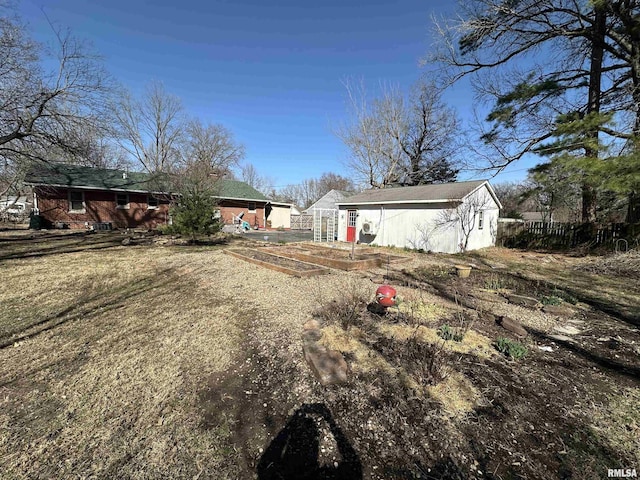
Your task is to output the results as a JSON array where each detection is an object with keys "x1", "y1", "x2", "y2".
[{"x1": 19, "y1": 0, "x2": 533, "y2": 188}]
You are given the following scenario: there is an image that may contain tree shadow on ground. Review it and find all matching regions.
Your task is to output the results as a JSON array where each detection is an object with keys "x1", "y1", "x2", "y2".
[
  {"x1": 0, "y1": 267, "x2": 179, "y2": 352},
  {"x1": 528, "y1": 327, "x2": 640, "y2": 381},
  {"x1": 0, "y1": 233, "x2": 123, "y2": 261},
  {"x1": 257, "y1": 403, "x2": 362, "y2": 480}
]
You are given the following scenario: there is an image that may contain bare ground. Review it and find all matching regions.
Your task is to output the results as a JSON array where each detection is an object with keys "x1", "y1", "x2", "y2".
[{"x1": 0, "y1": 233, "x2": 638, "y2": 479}]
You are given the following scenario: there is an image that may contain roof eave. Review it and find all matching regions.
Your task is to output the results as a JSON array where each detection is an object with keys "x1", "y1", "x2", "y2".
[
  {"x1": 337, "y1": 198, "x2": 462, "y2": 206},
  {"x1": 214, "y1": 195, "x2": 269, "y2": 203},
  {"x1": 26, "y1": 182, "x2": 171, "y2": 195}
]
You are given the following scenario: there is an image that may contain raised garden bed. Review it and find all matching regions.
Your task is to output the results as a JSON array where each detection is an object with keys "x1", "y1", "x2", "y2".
[
  {"x1": 260, "y1": 245, "x2": 408, "y2": 271},
  {"x1": 224, "y1": 248, "x2": 329, "y2": 277}
]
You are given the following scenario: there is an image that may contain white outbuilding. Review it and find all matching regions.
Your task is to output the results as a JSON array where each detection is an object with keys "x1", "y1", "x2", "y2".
[{"x1": 336, "y1": 180, "x2": 502, "y2": 253}]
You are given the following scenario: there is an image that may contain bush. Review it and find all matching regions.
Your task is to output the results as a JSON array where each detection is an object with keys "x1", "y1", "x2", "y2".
[
  {"x1": 553, "y1": 289, "x2": 579, "y2": 305},
  {"x1": 169, "y1": 189, "x2": 221, "y2": 238},
  {"x1": 404, "y1": 334, "x2": 451, "y2": 385},
  {"x1": 313, "y1": 279, "x2": 369, "y2": 330},
  {"x1": 540, "y1": 295, "x2": 563, "y2": 305},
  {"x1": 495, "y1": 337, "x2": 528, "y2": 360},
  {"x1": 438, "y1": 324, "x2": 464, "y2": 342},
  {"x1": 484, "y1": 274, "x2": 509, "y2": 290}
]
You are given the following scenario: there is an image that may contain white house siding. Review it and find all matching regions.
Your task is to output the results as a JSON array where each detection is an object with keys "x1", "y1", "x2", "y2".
[
  {"x1": 268, "y1": 204, "x2": 291, "y2": 229},
  {"x1": 337, "y1": 186, "x2": 500, "y2": 253},
  {"x1": 462, "y1": 187, "x2": 500, "y2": 252}
]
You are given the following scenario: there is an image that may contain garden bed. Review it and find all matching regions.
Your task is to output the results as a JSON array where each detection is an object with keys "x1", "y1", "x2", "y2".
[
  {"x1": 224, "y1": 248, "x2": 329, "y2": 277},
  {"x1": 260, "y1": 244, "x2": 408, "y2": 271}
]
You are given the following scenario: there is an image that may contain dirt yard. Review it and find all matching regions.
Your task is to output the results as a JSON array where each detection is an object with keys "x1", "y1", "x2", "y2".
[{"x1": 0, "y1": 231, "x2": 638, "y2": 479}]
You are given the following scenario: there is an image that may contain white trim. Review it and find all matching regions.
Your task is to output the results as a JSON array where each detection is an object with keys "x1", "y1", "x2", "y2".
[
  {"x1": 115, "y1": 192, "x2": 130, "y2": 210},
  {"x1": 267, "y1": 201, "x2": 293, "y2": 207},
  {"x1": 338, "y1": 199, "x2": 461, "y2": 206},
  {"x1": 337, "y1": 182, "x2": 504, "y2": 209},
  {"x1": 147, "y1": 195, "x2": 159, "y2": 210},
  {"x1": 68, "y1": 190, "x2": 86, "y2": 213},
  {"x1": 213, "y1": 195, "x2": 268, "y2": 203}
]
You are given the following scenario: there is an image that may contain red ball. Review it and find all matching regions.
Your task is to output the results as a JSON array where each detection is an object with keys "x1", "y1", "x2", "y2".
[{"x1": 375, "y1": 285, "x2": 397, "y2": 308}]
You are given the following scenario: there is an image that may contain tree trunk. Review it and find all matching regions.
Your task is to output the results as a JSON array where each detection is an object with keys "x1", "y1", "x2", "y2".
[
  {"x1": 582, "y1": 183, "x2": 598, "y2": 224},
  {"x1": 582, "y1": 4, "x2": 606, "y2": 223}
]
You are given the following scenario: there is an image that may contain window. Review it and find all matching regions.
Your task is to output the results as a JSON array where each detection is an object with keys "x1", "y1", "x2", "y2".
[
  {"x1": 478, "y1": 210, "x2": 484, "y2": 230},
  {"x1": 248, "y1": 202, "x2": 256, "y2": 213},
  {"x1": 147, "y1": 195, "x2": 159, "y2": 210},
  {"x1": 116, "y1": 193, "x2": 129, "y2": 209},
  {"x1": 69, "y1": 191, "x2": 85, "y2": 212}
]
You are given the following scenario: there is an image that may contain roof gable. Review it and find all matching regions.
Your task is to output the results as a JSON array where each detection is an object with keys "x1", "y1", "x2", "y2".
[
  {"x1": 305, "y1": 189, "x2": 352, "y2": 211},
  {"x1": 338, "y1": 180, "x2": 501, "y2": 207}
]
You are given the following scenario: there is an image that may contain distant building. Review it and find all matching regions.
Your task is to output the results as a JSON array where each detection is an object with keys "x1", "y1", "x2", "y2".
[
  {"x1": 303, "y1": 190, "x2": 353, "y2": 213},
  {"x1": 337, "y1": 180, "x2": 502, "y2": 253},
  {"x1": 24, "y1": 164, "x2": 270, "y2": 230}
]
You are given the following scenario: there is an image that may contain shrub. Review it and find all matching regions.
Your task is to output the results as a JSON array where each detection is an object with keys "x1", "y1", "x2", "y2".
[
  {"x1": 540, "y1": 295, "x2": 563, "y2": 305},
  {"x1": 313, "y1": 279, "x2": 369, "y2": 330},
  {"x1": 169, "y1": 189, "x2": 221, "y2": 239},
  {"x1": 438, "y1": 324, "x2": 464, "y2": 342},
  {"x1": 404, "y1": 334, "x2": 451, "y2": 385},
  {"x1": 553, "y1": 289, "x2": 579, "y2": 305},
  {"x1": 484, "y1": 274, "x2": 508, "y2": 290},
  {"x1": 495, "y1": 337, "x2": 528, "y2": 360}
]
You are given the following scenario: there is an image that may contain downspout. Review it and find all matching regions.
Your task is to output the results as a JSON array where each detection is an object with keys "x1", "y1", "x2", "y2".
[
  {"x1": 33, "y1": 190, "x2": 39, "y2": 214},
  {"x1": 380, "y1": 205, "x2": 384, "y2": 246}
]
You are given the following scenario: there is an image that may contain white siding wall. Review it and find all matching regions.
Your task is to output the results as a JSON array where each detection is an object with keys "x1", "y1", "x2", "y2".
[
  {"x1": 268, "y1": 205, "x2": 291, "y2": 229},
  {"x1": 338, "y1": 185, "x2": 500, "y2": 253},
  {"x1": 463, "y1": 188, "x2": 500, "y2": 251}
]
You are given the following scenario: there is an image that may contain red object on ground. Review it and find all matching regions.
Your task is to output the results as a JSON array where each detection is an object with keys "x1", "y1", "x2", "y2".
[{"x1": 375, "y1": 285, "x2": 397, "y2": 308}]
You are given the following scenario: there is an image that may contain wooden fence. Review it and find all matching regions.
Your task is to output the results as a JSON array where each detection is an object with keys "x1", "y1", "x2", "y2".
[
  {"x1": 291, "y1": 214, "x2": 313, "y2": 230},
  {"x1": 498, "y1": 221, "x2": 640, "y2": 250}
]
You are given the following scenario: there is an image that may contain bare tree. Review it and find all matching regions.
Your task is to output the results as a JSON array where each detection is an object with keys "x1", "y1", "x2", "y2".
[
  {"x1": 317, "y1": 172, "x2": 354, "y2": 194},
  {"x1": 270, "y1": 172, "x2": 355, "y2": 208},
  {"x1": 335, "y1": 78, "x2": 460, "y2": 189},
  {"x1": 48, "y1": 121, "x2": 130, "y2": 170},
  {"x1": 435, "y1": 190, "x2": 494, "y2": 252},
  {"x1": 181, "y1": 119, "x2": 245, "y2": 174},
  {"x1": 240, "y1": 163, "x2": 273, "y2": 194},
  {"x1": 114, "y1": 81, "x2": 185, "y2": 173},
  {"x1": 1, "y1": 5, "x2": 113, "y2": 197}
]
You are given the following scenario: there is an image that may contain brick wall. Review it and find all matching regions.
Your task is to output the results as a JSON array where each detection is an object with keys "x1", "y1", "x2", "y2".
[
  {"x1": 35, "y1": 187, "x2": 171, "y2": 229},
  {"x1": 218, "y1": 199, "x2": 266, "y2": 229}
]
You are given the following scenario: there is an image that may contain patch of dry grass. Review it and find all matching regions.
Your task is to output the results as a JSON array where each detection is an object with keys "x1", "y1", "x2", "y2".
[
  {"x1": 393, "y1": 298, "x2": 448, "y2": 325},
  {"x1": 376, "y1": 323, "x2": 495, "y2": 359},
  {"x1": 427, "y1": 371, "x2": 483, "y2": 418},
  {"x1": 0, "y1": 246, "x2": 246, "y2": 479},
  {"x1": 575, "y1": 250, "x2": 640, "y2": 280},
  {"x1": 590, "y1": 387, "x2": 640, "y2": 465},
  {"x1": 320, "y1": 324, "x2": 399, "y2": 377}
]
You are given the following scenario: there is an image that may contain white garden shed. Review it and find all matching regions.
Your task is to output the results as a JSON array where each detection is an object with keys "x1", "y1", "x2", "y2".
[{"x1": 336, "y1": 180, "x2": 502, "y2": 253}]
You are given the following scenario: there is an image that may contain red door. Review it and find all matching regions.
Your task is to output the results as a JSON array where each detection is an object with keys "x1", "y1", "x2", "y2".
[{"x1": 346, "y1": 209, "x2": 357, "y2": 242}]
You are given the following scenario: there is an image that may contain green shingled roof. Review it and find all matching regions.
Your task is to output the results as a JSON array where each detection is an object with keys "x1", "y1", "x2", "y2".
[
  {"x1": 24, "y1": 163, "x2": 169, "y2": 192},
  {"x1": 216, "y1": 179, "x2": 268, "y2": 201},
  {"x1": 24, "y1": 163, "x2": 269, "y2": 201}
]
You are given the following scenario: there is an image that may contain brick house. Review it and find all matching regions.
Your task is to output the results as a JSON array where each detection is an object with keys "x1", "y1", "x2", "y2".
[
  {"x1": 24, "y1": 164, "x2": 269, "y2": 230},
  {"x1": 215, "y1": 179, "x2": 269, "y2": 229}
]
